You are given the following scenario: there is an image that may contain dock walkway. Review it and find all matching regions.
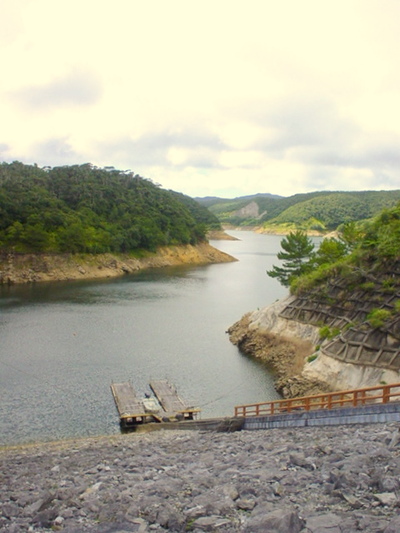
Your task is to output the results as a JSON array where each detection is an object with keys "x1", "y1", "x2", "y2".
[
  {"x1": 150, "y1": 380, "x2": 199, "y2": 420},
  {"x1": 110, "y1": 382, "x2": 149, "y2": 428},
  {"x1": 111, "y1": 380, "x2": 200, "y2": 428}
]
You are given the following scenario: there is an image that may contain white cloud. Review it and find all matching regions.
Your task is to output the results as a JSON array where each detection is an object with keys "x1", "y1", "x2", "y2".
[
  {"x1": 10, "y1": 68, "x2": 102, "y2": 110},
  {"x1": 1, "y1": 0, "x2": 400, "y2": 197}
]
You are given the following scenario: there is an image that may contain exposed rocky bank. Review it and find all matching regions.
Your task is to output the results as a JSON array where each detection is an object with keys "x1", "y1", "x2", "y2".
[
  {"x1": 2, "y1": 424, "x2": 400, "y2": 532},
  {"x1": 229, "y1": 258, "x2": 400, "y2": 398},
  {"x1": 228, "y1": 297, "x2": 332, "y2": 398},
  {"x1": 0, "y1": 243, "x2": 235, "y2": 285},
  {"x1": 207, "y1": 230, "x2": 239, "y2": 241}
]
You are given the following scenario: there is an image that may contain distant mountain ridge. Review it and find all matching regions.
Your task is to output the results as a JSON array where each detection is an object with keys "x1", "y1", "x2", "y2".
[
  {"x1": 197, "y1": 190, "x2": 400, "y2": 231},
  {"x1": 195, "y1": 192, "x2": 282, "y2": 207}
]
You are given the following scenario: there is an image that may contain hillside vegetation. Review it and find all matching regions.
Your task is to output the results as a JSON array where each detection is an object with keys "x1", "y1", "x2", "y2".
[
  {"x1": 0, "y1": 162, "x2": 220, "y2": 254},
  {"x1": 230, "y1": 203, "x2": 400, "y2": 399},
  {"x1": 198, "y1": 190, "x2": 400, "y2": 231},
  {"x1": 291, "y1": 202, "x2": 400, "y2": 295}
]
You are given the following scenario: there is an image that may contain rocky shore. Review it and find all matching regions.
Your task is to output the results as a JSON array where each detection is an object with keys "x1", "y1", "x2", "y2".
[
  {"x1": 1, "y1": 424, "x2": 400, "y2": 532},
  {"x1": 0, "y1": 243, "x2": 235, "y2": 285},
  {"x1": 227, "y1": 297, "x2": 331, "y2": 398},
  {"x1": 228, "y1": 256, "x2": 400, "y2": 398}
]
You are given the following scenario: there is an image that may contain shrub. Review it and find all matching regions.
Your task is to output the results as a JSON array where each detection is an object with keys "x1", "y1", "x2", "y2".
[
  {"x1": 319, "y1": 326, "x2": 340, "y2": 340},
  {"x1": 360, "y1": 281, "x2": 375, "y2": 291},
  {"x1": 367, "y1": 309, "x2": 392, "y2": 328}
]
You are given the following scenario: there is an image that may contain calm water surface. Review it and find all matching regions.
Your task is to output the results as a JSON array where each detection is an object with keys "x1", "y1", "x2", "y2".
[{"x1": 0, "y1": 231, "x2": 289, "y2": 445}]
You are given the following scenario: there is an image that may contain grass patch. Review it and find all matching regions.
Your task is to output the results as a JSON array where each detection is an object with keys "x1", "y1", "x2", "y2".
[{"x1": 319, "y1": 326, "x2": 341, "y2": 340}]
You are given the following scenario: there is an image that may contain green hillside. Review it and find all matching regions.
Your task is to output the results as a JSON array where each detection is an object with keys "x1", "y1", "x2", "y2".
[
  {"x1": 285, "y1": 202, "x2": 400, "y2": 354},
  {"x1": 198, "y1": 190, "x2": 400, "y2": 231},
  {"x1": 269, "y1": 191, "x2": 400, "y2": 231},
  {"x1": 0, "y1": 162, "x2": 220, "y2": 254}
]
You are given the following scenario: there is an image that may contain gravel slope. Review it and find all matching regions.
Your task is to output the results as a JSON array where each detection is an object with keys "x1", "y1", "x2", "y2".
[{"x1": 1, "y1": 423, "x2": 400, "y2": 532}]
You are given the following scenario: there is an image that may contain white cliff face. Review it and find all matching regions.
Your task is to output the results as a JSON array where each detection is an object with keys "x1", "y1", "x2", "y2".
[
  {"x1": 244, "y1": 296, "x2": 400, "y2": 393},
  {"x1": 303, "y1": 353, "x2": 400, "y2": 391},
  {"x1": 247, "y1": 296, "x2": 321, "y2": 345}
]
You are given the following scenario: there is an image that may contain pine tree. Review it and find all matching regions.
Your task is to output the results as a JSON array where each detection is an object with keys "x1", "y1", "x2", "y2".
[{"x1": 267, "y1": 230, "x2": 315, "y2": 287}]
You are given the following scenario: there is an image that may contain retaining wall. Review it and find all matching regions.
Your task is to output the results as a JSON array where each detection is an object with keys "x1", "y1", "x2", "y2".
[{"x1": 242, "y1": 402, "x2": 400, "y2": 430}]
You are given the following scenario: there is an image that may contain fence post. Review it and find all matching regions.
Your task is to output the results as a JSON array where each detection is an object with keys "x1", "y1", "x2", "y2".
[
  {"x1": 353, "y1": 391, "x2": 358, "y2": 407},
  {"x1": 340, "y1": 393, "x2": 345, "y2": 407},
  {"x1": 382, "y1": 385, "x2": 390, "y2": 404},
  {"x1": 361, "y1": 390, "x2": 366, "y2": 405},
  {"x1": 327, "y1": 395, "x2": 332, "y2": 410}
]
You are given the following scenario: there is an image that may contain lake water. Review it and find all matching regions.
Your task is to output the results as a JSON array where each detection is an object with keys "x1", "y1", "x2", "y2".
[{"x1": 0, "y1": 231, "x2": 290, "y2": 445}]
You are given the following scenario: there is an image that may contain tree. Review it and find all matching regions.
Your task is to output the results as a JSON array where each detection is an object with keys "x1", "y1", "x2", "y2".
[
  {"x1": 0, "y1": 162, "x2": 212, "y2": 254},
  {"x1": 312, "y1": 238, "x2": 348, "y2": 267},
  {"x1": 339, "y1": 221, "x2": 364, "y2": 252},
  {"x1": 267, "y1": 231, "x2": 315, "y2": 287}
]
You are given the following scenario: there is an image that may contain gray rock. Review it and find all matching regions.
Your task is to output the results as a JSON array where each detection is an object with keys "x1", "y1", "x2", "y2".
[
  {"x1": 236, "y1": 498, "x2": 256, "y2": 511},
  {"x1": 26, "y1": 491, "x2": 55, "y2": 515},
  {"x1": 305, "y1": 513, "x2": 342, "y2": 533},
  {"x1": 384, "y1": 515, "x2": 400, "y2": 533},
  {"x1": 245, "y1": 507, "x2": 305, "y2": 533},
  {"x1": 339, "y1": 491, "x2": 363, "y2": 509},
  {"x1": 388, "y1": 430, "x2": 400, "y2": 448},
  {"x1": 31, "y1": 508, "x2": 59, "y2": 528},
  {"x1": 2, "y1": 423, "x2": 400, "y2": 532},
  {"x1": 184, "y1": 505, "x2": 207, "y2": 519},
  {"x1": 0, "y1": 502, "x2": 19, "y2": 519},
  {"x1": 193, "y1": 515, "x2": 231, "y2": 531},
  {"x1": 374, "y1": 492, "x2": 398, "y2": 506},
  {"x1": 379, "y1": 476, "x2": 400, "y2": 492}
]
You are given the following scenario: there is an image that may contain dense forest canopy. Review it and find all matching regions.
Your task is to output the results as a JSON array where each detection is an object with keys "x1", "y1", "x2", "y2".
[
  {"x1": 0, "y1": 162, "x2": 220, "y2": 254},
  {"x1": 199, "y1": 190, "x2": 400, "y2": 230}
]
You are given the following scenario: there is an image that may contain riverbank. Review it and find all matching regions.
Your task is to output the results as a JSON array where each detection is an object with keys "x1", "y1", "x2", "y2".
[
  {"x1": 207, "y1": 229, "x2": 239, "y2": 240},
  {"x1": 0, "y1": 242, "x2": 236, "y2": 285},
  {"x1": 1, "y1": 423, "x2": 400, "y2": 532},
  {"x1": 255, "y1": 226, "x2": 326, "y2": 236}
]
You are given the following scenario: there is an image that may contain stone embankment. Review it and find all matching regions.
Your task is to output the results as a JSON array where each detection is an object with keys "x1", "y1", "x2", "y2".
[
  {"x1": 0, "y1": 243, "x2": 235, "y2": 285},
  {"x1": 2, "y1": 424, "x2": 400, "y2": 532}
]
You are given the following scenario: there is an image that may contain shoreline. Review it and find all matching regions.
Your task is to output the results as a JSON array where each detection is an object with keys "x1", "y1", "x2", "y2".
[{"x1": 0, "y1": 242, "x2": 236, "y2": 286}]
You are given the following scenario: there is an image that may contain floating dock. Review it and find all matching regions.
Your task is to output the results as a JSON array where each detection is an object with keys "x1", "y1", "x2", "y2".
[
  {"x1": 150, "y1": 380, "x2": 200, "y2": 421},
  {"x1": 110, "y1": 382, "x2": 150, "y2": 428},
  {"x1": 111, "y1": 380, "x2": 200, "y2": 429}
]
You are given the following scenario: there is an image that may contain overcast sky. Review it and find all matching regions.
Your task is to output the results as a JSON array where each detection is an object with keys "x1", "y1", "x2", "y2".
[{"x1": 1, "y1": 0, "x2": 400, "y2": 198}]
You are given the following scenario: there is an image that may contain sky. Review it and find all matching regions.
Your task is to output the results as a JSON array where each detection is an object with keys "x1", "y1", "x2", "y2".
[{"x1": 1, "y1": 0, "x2": 400, "y2": 198}]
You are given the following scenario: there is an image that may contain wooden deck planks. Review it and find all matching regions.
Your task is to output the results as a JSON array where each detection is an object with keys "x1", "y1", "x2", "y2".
[
  {"x1": 150, "y1": 380, "x2": 198, "y2": 416},
  {"x1": 110, "y1": 382, "x2": 146, "y2": 418},
  {"x1": 111, "y1": 380, "x2": 200, "y2": 427}
]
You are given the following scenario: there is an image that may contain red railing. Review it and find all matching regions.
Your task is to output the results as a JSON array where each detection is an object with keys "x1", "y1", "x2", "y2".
[{"x1": 234, "y1": 382, "x2": 400, "y2": 418}]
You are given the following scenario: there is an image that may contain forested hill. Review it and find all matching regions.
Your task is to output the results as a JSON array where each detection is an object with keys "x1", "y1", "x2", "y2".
[
  {"x1": 199, "y1": 190, "x2": 400, "y2": 230},
  {"x1": 0, "y1": 162, "x2": 220, "y2": 254}
]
